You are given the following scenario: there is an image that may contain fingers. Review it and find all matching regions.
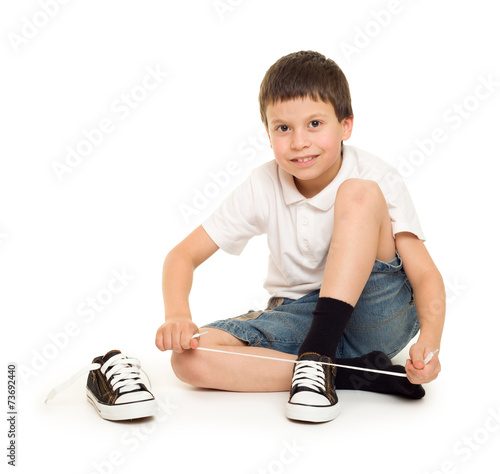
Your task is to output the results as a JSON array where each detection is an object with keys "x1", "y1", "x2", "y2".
[
  {"x1": 190, "y1": 336, "x2": 200, "y2": 350},
  {"x1": 179, "y1": 328, "x2": 196, "y2": 353},
  {"x1": 405, "y1": 356, "x2": 441, "y2": 384},
  {"x1": 155, "y1": 320, "x2": 199, "y2": 353},
  {"x1": 408, "y1": 344, "x2": 426, "y2": 370},
  {"x1": 406, "y1": 342, "x2": 442, "y2": 384},
  {"x1": 411, "y1": 357, "x2": 425, "y2": 370},
  {"x1": 155, "y1": 327, "x2": 166, "y2": 352}
]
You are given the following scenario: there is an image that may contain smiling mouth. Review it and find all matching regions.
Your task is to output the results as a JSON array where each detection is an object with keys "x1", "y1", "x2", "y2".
[{"x1": 291, "y1": 155, "x2": 319, "y2": 166}]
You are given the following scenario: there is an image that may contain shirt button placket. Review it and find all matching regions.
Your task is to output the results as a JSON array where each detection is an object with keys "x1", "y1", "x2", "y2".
[{"x1": 298, "y1": 202, "x2": 311, "y2": 255}]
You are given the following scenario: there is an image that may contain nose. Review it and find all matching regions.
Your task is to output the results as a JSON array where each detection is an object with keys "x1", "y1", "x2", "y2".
[{"x1": 290, "y1": 129, "x2": 311, "y2": 150}]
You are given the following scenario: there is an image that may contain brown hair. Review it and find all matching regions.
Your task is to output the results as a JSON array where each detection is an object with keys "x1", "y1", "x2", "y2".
[{"x1": 259, "y1": 51, "x2": 353, "y2": 128}]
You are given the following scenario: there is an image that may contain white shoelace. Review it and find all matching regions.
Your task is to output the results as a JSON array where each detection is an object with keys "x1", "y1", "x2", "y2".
[
  {"x1": 101, "y1": 354, "x2": 144, "y2": 393},
  {"x1": 291, "y1": 361, "x2": 326, "y2": 393},
  {"x1": 195, "y1": 347, "x2": 407, "y2": 377},
  {"x1": 45, "y1": 353, "x2": 149, "y2": 403}
]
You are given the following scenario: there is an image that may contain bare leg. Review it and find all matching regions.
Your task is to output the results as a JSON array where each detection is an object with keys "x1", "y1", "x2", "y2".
[
  {"x1": 171, "y1": 328, "x2": 295, "y2": 392},
  {"x1": 172, "y1": 179, "x2": 395, "y2": 393},
  {"x1": 319, "y1": 178, "x2": 396, "y2": 305}
]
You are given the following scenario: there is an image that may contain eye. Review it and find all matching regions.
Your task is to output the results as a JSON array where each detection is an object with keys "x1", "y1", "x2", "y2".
[
  {"x1": 277, "y1": 125, "x2": 289, "y2": 132},
  {"x1": 309, "y1": 120, "x2": 321, "y2": 128}
]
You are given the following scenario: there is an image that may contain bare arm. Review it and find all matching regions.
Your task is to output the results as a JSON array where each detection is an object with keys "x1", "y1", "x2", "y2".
[
  {"x1": 395, "y1": 232, "x2": 446, "y2": 383},
  {"x1": 155, "y1": 225, "x2": 219, "y2": 353}
]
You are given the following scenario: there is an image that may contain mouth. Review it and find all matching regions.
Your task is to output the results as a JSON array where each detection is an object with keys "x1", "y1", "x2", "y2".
[{"x1": 290, "y1": 155, "x2": 319, "y2": 167}]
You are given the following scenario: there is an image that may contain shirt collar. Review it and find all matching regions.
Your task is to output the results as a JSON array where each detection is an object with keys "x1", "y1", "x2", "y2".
[{"x1": 278, "y1": 145, "x2": 356, "y2": 211}]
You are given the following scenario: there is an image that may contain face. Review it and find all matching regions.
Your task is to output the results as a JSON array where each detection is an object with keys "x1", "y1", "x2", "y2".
[{"x1": 266, "y1": 97, "x2": 353, "y2": 197}]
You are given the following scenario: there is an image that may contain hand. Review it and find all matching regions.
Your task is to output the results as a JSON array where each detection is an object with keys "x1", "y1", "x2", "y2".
[
  {"x1": 405, "y1": 342, "x2": 441, "y2": 384},
  {"x1": 155, "y1": 318, "x2": 200, "y2": 353}
]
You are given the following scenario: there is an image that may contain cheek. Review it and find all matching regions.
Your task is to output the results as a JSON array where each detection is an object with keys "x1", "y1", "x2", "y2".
[
  {"x1": 270, "y1": 137, "x2": 287, "y2": 156},
  {"x1": 319, "y1": 131, "x2": 342, "y2": 153}
]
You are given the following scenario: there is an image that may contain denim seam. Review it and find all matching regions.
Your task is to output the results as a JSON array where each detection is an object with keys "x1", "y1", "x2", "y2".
[
  {"x1": 362, "y1": 272, "x2": 403, "y2": 294},
  {"x1": 205, "y1": 321, "x2": 262, "y2": 347},
  {"x1": 404, "y1": 279, "x2": 415, "y2": 304},
  {"x1": 264, "y1": 311, "x2": 303, "y2": 344},
  {"x1": 208, "y1": 311, "x2": 305, "y2": 347},
  {"x1": 346, "y1": 303, "x2": 412, "y2": 330},
  {"x1": 230, "y1": 321, "x2": 262, "y2": 347},
  {"x1": 386, "y1": 317, "x2": 420, "y2": 358}
]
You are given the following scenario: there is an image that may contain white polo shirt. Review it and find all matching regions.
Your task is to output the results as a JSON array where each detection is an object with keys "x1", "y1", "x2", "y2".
[{"x1": 202, "y1": 145, "x2": 425, "y2": 299}]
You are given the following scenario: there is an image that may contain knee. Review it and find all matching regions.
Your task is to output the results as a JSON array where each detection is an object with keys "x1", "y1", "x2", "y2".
[
  {"x1": 335, "y1": 179, "x2": 384, "y2": 210},
  {"x1": 171, "y1": 351, "x2": 206, "y2": 387},
  {"x1": 337, "y1": 178, "x2": 382, "y2": 202}
]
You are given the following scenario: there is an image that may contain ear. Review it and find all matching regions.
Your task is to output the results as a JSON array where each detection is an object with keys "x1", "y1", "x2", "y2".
[{"x1": 341, "y1": 116, "x2": 354, "y2": 141}]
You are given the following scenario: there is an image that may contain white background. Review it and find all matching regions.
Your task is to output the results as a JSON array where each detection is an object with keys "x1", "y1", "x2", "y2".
[{"x1": 1, "y1": 1, "x2": 499, "y2": 473}]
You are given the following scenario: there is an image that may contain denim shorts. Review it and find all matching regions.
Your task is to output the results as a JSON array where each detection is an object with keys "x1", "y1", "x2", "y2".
[{"x1": 203, "y1": 252, "x2": 420, "y2": 359}]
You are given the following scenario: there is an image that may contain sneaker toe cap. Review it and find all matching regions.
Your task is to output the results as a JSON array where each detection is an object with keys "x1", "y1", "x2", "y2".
[
  {"x1": 116, "y1": 391, "x2": 154, "y2": 404},
  {"x1": 289, "y1": 391, "x2": 331, "y2": 406}
]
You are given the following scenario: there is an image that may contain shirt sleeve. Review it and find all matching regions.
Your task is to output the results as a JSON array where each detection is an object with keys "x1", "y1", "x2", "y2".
[
  {"x1": 380, "y1": 169, "x2": 426, "y2": 241},
  {"x1": 202, "y1": 172, "x2": 266, "y2": 255}
]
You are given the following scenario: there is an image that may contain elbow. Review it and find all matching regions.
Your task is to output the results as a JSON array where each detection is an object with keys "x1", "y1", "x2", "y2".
[{"x1": 164, "y1": 246, "x2": 195, "y2": 271}]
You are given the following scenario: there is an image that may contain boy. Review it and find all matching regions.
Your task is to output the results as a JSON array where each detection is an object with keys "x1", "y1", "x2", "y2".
[{"x1": 155, "y1": 51, "x2": 445, "y2": 423}]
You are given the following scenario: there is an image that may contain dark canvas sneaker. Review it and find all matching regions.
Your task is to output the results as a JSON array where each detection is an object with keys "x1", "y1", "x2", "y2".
[
  {"x1": 86, "y1": 350, "x2": 157, "y2": 420},
  {"x1": 286, "y1": 352, "x2": 340, "y2": 423},
  {"x1": 46, "y1": 350, "x2": 157, "y2": 421}
]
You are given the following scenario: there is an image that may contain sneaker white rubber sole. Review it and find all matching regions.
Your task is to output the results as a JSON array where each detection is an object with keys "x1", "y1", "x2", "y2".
[
  {"x1": 286, "y1": 401, "x2": 341, "y2": 423},
  {"x1": 86, "y1": 389, "x2": 157, "y2": 421}
]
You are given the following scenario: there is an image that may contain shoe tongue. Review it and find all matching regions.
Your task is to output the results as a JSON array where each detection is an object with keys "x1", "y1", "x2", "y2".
[{"x1": 102, "y1": 350, "x2": 122, "y2": 364}]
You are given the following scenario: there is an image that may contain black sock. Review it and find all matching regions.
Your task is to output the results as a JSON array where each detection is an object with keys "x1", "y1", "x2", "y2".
[
  {"x1": 298, "y1": 297, "x2": 354, "y2": 359},
  {"x1": 334, "y1": 351, "x2": 425, "y2": 399}
]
